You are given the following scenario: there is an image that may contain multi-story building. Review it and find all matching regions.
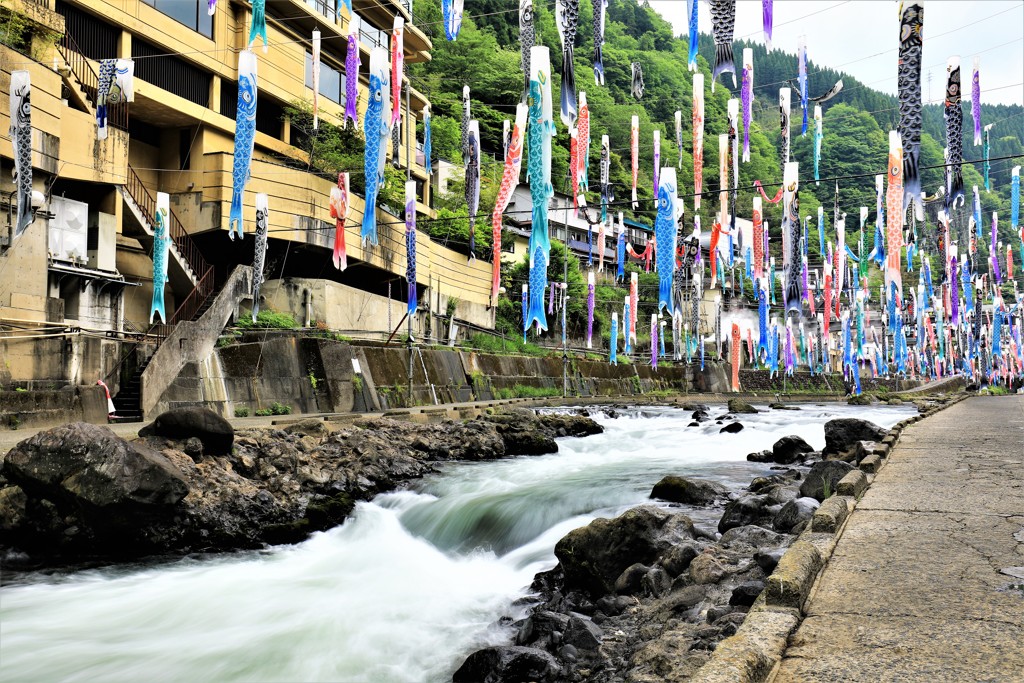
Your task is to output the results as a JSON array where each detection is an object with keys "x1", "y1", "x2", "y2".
[{"x1": 0, "y1": 0, "x2": 492, "y2": 410}]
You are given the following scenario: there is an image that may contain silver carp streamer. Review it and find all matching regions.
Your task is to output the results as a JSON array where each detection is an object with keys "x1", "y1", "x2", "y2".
[{"x1": 897, "y1": 2, "x2": 924, "y2": 218}]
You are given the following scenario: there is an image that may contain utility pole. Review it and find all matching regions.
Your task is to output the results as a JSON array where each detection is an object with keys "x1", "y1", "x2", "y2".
[
  {"x1": 405, "y1": 69, "x2": 414, "y2": 408},
  {"x1": 563, "y1": 197, "x2": 569, "y2": 398}
]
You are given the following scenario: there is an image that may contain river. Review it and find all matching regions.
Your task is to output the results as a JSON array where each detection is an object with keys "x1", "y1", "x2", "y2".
[{"x1": 0, "y1": 403, "x2": 911, "y2": 682}]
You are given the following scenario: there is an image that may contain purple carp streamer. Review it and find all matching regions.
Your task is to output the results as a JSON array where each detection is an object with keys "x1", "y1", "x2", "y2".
[
  {"x1": 631, "y1": 115, "x2": 639, "y2": 208},
  {"x1": 344, "y1": 18, "x2": 360, "y2": 129},
  {"x1": 687, "y1": 0, "x2": 699, "y2": 71},
  {"x1": 897, "y1": 2, "x2": 923, "y2": 217},
  {"x1": 709, "y1": 0, "x2": 737, "y2": 91},
  {"x1": 442, "y1": 0, "x2": 464, "y2": 41},
  {"x1": 556, "y1": 0, "x2": 579, "y2": 126},
  {"x1": 944, "y1": 56, "x2": 964, "y2": 208},
  {"x1": 150, "y1": 193, "x2": 170, "y2": 324},
  {"x1": 798, "y1": 37, "x2": 808, "y2": 135},
  {"x1": 653, "y1": 129, "x2": 661, "y2": 193},
  {"x1": 405, "y1": 181, "x2": 418, "y2": 315},
  {"x1": 251, "y1": 193, "x2": 268, "y2": 319},
  {"x1": 229, "y1": 51, "x2": 257, "y2": 241},
  {"x1": 741, "y1": 49, "x2": 753, "y2": 163},
  {"x1": 763, "y1": 0, "x2": 773, "y2": 51},
  {"x1": 592, "y1": 0, "x2": 607, "y2": 85},
  {"x1": 972, "y1": 57, "x2": 982, "y2": 146},
  {"x1": 8, "y1": 71, "x2": 30, "y2": 238}
]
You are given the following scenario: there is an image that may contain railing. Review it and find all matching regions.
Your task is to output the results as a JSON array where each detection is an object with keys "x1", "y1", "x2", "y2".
[
  {"x1": 55, "y1": 33, "x2": 128, "y2": 132},
  {"x1": 168, "y1": 268, "x2": 214, "y2": 325}
]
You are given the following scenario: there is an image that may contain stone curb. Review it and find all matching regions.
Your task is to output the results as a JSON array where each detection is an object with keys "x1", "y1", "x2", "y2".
[{"x1": 689, "y1": 392, "x2": 970, "y2": 683}]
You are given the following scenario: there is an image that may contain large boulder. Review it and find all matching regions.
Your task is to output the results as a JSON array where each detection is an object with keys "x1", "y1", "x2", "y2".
[
  {"x1": 727, "y1": 399, "x2": 759, "y2": 414},
  {"x1": 799, "y1": 461, "x2": 855, "y2": 501},
  {"x1": 453, "y1": 646, "x2": 559, "y2": 683},
  {"x1": 771, "y1": 435, "x2": 814, "y2": 464},
  {"x1": 139, "y1": 407, "x2": 235, "y2": 455},
  {"x1": 650, "y1": 476, "x2": 726, "y2": 505},
  {"x1": 554, "y1": 506, "x2": 695, "y2": 596},
  {"x1": 3, "y1": 423, "x2": 188, "y2": 509},
  {"x1": 822, "y1": 418, "x2": 887, "y2": 458}
]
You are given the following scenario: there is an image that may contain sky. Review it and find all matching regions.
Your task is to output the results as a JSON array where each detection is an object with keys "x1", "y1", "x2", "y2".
[{"x1": 647, "y1": 0, "x2": 1024, "y2": 106}]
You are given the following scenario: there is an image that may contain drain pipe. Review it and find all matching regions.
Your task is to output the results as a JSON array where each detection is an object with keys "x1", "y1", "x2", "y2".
[{"x1": 302, "y1": 289, "x2": 312, "y2": 327}]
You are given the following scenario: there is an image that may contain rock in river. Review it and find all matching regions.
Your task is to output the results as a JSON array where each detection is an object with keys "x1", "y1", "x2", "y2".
[
  {"x1": 650, "y1": 476, "x2": 726, "y2": 506},
  {"x1": 799, "y1": 460, "x2": 855, "y2": 501},
  {"x1": 452, "y1": 645, "x2": 560, "y2": 683},
  {"x1": 822, "y1": 418, "x2": 887, "y2": 458},
  {"x1": 771, "y1": 435, "x2": 814, "y2": 464}
]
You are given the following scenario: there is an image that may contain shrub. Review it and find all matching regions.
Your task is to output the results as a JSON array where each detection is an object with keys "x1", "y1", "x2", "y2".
[
  {"x1": 270, "y1": 402, "x2": 292, "y2": 415},
  {"x1": 234, "y1": 406, "x2": 250, "y2": 418}
]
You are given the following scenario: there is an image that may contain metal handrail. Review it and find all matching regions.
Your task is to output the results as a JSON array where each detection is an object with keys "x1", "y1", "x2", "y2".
[{"x1": 55, "y1": 33, "x2": 128, "y2": 132}]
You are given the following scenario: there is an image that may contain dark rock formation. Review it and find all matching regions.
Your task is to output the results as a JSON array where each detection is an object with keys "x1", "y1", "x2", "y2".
[
  {"x1": 822, "y1": 418, "x2": 887, "y2": 457},
  {"x1": 554, "y1": 506, "x2": 695, "y2": 597},
  {"x1": 452, "y1": 646, "x2": 559, "y2": 683},
  {"x1": 650, "y1": 476, "x2": 726, "y2": 506},
  {"x1": 773, "y1": 497, "x2": 821, "y2": 533},
  {"x1": 139, "y1": 407, "x2": 234, "y2": 455},
  {"x1": 771, "y1": 435, "x2": 814, "y2": 464}
]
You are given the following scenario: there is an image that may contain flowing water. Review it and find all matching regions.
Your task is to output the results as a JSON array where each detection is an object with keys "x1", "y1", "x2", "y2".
[{"x1": 0, "y1": 403, "x2": 911, "y2": 683}]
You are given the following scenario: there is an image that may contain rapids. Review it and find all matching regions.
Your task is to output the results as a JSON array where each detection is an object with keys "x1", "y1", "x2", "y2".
[{"x1": 0, "y1": 403, "x2": 911, "y2": 682}]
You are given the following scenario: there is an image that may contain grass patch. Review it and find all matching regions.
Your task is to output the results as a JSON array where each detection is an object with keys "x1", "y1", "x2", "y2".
[
  {"x1": 494, "y1": 385, "x2": 563, "y2": 399},
  {"x1": 235, "y1": 311, "x2": 298, "y2": 330},
  {"x1": 465, "y1": 332, "x2": 549, "y2": 357}
]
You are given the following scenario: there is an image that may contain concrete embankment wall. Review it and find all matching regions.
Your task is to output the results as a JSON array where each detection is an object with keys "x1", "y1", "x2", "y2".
[
  {"x1": 0, "y1": 385, "x2": 109, "y2": 429},
  {"x1": 152, "y1": 338, "x2": 734, "y2": 418}
]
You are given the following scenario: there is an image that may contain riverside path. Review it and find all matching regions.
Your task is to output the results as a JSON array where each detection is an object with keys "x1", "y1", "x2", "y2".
[{"x1": 774, "y1": 395, "x2": 1024, "y2": 682}]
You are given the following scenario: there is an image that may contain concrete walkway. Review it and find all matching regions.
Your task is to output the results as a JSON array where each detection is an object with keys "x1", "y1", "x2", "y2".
[{"x1": 773, "y1": 395, "x2": 1024, "y2": 682}]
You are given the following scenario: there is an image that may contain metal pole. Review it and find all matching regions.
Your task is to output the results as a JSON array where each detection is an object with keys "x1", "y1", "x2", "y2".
[
  {"x1": 405, "y1": 70, "x2": 414, "y2": 407},
  {"x1": 563, "y1": 200, "x2": 569, "y2": 398}
]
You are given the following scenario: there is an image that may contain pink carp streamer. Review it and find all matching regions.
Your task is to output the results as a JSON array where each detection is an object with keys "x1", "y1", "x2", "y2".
[
  {"x1": 586, "y1": 271, "x2": 596, "y2": 349},
  {"x1": 731, "y1": 323, "x2": 741, "y2": 391},
  {"x1": 390, "y1": 18, "x2": 404, "y2": 128},
  {"x1": 329, "y1": 173, "x2": 350, "y2": 270},
  {"x1": 491, "y1": 104, "x2": 526, "y2": 305},
  {"x1": 693, "y1": 74, "x2": 704, "y2": 210}
]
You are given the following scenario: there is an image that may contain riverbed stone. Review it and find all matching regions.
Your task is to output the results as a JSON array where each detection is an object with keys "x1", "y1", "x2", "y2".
[
  {"x1": 720, "y1": 422, "x2": 745, "y2": 434},
  {"x1": 642, "y1": 566, "x2": 673, "y2": 597},
  {"x1": 690, "y1": 552, "x2": 730, "y2": 585},
  {"x1": 773, "y1": 497, "x2": 821, "y2": 533},
  {"x1": 555, "y1": 506, "x2": 695, "y2": 596},
  {"x1": 516, "y1": 611, "x2": 570, "y2": 647},
  {"x1": 658, "y1": 543, "x2": 700, "y2": 577},
  {"x1": 727, "y1": 399, "x2": 759, "y2": 414},
  {"x1": 452, "y1": 646, "x2": 559, "y2": 683},
  {"x1": 650, "y1": 476, "x2": 727, "y2": 505},
  {"x1": 771, "y1": 435, "x2": 815, "y2": 464},
  {"x1": 822, "y1": 418, "x2": 888, "y2": 458},
  {"x1": 730, "y1": 581, "x2": 766, "y2": 607},
  {"x1": 746, "y1": 449, "x2": 774, "y2": 463},
  {"x1": 563, "y1": 616, "x2": 603, "y2": 651},
  {"x1": 800, "y1": 461, "x2": 855, "y2": 501},
  {"x1": 718, "y1": 494, "x2": 775, "y2": 533},
  {"x1": 139, "y1": 407, "x2": 234, "y2": 455},
  {"x1": 615, "y1": 563, "x2": 650, "y2": 595}
]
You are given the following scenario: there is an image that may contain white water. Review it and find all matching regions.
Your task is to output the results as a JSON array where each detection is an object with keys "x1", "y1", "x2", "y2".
[{"x1": 0, "y1": 404, "x2": 911, "y2": 683}]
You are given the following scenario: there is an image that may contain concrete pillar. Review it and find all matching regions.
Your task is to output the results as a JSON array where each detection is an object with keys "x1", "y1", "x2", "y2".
[
  {"x1": 210, "y1": 76, "x2": 221, "y2": 113},
  {"x1": 117, "y1": 30, "x2": 131, "y2": 60}
]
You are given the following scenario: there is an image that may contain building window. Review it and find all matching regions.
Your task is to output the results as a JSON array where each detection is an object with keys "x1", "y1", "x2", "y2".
[
  {"x1": 354, "y1": 12, "x2": 388, "y2": 49},
  {"x1": 304, "y1": 52, "x2": 345, "y2": 105},
  {"x1": 133, "y1": 38, "x2": 212, "y2": 107},
  {"x1": 142, "y1": 0, "x2": 213, "y2": 38},
  {"x1": 305, "y1": 0, "x2": 337, "y2": 23}
]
